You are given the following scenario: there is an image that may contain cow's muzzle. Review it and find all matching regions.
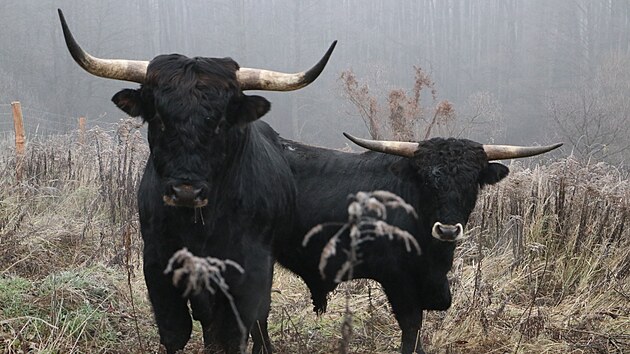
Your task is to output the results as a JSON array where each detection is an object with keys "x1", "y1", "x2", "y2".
[
  {"x1": 163, "y1": 183, "x2": 208, "y2": 208},
  {"x1": 431, "y1": 222, "x2": 464, "y2": 242}
]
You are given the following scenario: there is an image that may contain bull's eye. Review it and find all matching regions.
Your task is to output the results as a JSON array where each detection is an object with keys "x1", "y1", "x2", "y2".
[
  {"x1": 152, "y1": 113, "x2": 166, "y2": 131},
  {"x1": 214, "y1": 118, "x2": 227, "y2": 134}
]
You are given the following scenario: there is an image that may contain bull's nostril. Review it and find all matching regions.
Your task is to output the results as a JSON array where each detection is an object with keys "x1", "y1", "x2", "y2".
[
  {"x1": 167, "y1": 184, "x2": 206, "y2": 207},
  {"x1": 170, "y1": 185, "x2": 180, "y2": 199},
  {"x1": 438, "y1": 224, "x2": 456, "y2": 236}
]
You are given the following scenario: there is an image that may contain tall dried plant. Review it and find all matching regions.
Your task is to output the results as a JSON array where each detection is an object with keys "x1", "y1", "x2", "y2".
[{"x1": 340, "y1": 67, "x2": 454, "y2": 141}]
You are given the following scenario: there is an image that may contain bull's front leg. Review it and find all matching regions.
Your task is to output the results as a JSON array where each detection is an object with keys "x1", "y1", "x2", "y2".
[
  {"x1": 250, "y1": 266, "x2": 274, "y2": 354},
  {"x1": 239, "y1": 246, "x2": 275, "y2": 354},
  {"x1": 196, "y1": 248, "x2": 275, "y2": 353},
  {"x1": 144, "y1": 257, "x2": 192, "y2": 353},
  {"x1": 383, "y1": 283, "x2": 425, "y2": 354}
]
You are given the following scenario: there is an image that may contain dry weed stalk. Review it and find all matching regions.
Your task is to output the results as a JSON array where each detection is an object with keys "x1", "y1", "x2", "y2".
[
  {"x1": 164, "y1": 248, "x2": 247, "y2": 338},
  {"x1": 164, "y1": 248, "x2": 244, "y2": 297},
  {"x1": 340, "y1": 70, "x2": 382, "y2": 139},
  {"x1": 303, "y1": 190, "x2": 419, "y2": 284}
]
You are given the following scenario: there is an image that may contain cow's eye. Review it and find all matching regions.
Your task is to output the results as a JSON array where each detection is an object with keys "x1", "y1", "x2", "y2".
[
  {"x1": 157, "y1": 118, "x2": 165, "y2": 131},
  {"x1": 213, "y1": 117, "x2": 227, "y2": 134}
]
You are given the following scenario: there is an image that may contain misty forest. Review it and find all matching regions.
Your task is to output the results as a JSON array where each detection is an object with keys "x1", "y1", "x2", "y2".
[{"x1": 1, "y1": 1, "x2": 628, "y2": 353}]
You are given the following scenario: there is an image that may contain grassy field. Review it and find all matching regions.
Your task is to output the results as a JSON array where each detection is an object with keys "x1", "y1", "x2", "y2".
[{"x1": 1, "y1": 121, "x2": 628, "y2": 353}]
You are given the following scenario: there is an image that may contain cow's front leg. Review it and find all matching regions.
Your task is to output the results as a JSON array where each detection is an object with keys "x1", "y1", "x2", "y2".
[
  {"x1": 383, "y1": 283, "x2": 425, "y2": 354},
  {"x1": 144, "y1": 258, "x2": 192, "y2": 353},
  {"x1": 250, "y1": 267, "x2": 274, "y2": 354},
  {"x1": 236, "y1": 249, "x2": 275, "y2": 354}
]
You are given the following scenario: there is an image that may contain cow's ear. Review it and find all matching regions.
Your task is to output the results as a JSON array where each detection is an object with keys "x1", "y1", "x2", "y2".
[
  {"x1": 389, "y1": 159, "x2": 415, "y2": 181},
  {"x1": 230, "y1": 95, "x2": 271, "y2": 126},
  {"x1": 479, "y1": 162, "x2": 509, "y2": 187},
  {"x1": 112, "y1": 89, "x2": 144, "y2": 117}
]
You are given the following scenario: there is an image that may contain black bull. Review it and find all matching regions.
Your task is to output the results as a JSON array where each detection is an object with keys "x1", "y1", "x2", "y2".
[
  {"x1": 58, "y1": 9, "x2": 336, "y2": 354},
  {"x1": 269, "y1": 135, "x2": 561, "y2": 354}
]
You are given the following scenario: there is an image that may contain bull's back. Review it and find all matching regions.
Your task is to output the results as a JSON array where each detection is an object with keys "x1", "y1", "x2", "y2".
[{"x1": 278, "y1": 142, "x2": 418, "y2": 276}]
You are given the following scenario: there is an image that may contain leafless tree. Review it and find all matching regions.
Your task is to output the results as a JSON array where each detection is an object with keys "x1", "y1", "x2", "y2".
[{"x1": 547, "y1": 55, "x2": 630, "y2": 165}]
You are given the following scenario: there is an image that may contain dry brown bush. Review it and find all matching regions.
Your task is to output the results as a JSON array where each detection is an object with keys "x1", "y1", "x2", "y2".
[
  {"x1": 340, "y1": 67, "x2": 504, "y2": 143},
  {"x1": 0, "y1": 118, "x2": 147, "y2": 278}
]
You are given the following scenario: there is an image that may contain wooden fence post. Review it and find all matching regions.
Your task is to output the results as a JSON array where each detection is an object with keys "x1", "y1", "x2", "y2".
[
  {"x1": 11, "y1": 101, "x2": 25, "y2": 182},
  {"x1": 78, "y1": 116, "x2": 86, "y2": 145}
]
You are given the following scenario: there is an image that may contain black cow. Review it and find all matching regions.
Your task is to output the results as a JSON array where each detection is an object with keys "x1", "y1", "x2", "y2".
[
  {"x1": 58, "y1": 10, "x2": 335, "y2": 354},
  {"x1": 274, "y1": 134, "x2": 561, "y2": 354}
]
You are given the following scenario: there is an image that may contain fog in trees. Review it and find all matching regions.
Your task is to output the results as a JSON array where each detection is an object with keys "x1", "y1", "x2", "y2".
[{"x1": 1, "y1": 0, "x2": 629, "y2": 164}]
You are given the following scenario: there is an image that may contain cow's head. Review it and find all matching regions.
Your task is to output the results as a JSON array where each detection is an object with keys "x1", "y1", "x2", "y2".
[
  {"x1": 59, "y1": 9, "x2": 335, "y2": 208},
  {"x1": 344, "y1": 133, "x2": 562, "y2": 242}
]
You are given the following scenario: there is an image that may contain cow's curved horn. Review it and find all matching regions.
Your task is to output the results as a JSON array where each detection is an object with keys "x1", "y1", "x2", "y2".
[
  {"x1": 483, "y1": 143, "x2": 563, "y2": 160},
  {"x1": 58, "y1": 9, "x2": 148, "y2": 83},
  {"x1": 343, "y1": 133, "x2": 418, "y2": 158},
  {"x1": 237, "y1": 41, "x2": 337, "y2": 91}
]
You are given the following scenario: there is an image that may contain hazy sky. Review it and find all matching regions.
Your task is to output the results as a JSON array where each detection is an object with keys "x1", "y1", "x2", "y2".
[{"x1": 1, "y1": 1, "x2": 628, "y2": 161}]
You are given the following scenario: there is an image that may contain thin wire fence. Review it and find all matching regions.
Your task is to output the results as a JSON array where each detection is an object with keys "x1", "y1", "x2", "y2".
[{"x1": 0, "y1": 102, "x2": 126, "y2": 140}]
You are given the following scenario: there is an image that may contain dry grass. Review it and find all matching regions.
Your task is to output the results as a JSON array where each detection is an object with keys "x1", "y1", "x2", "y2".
[{"x1": 1, "y1": 123, "x2": 628, "y2": 353}]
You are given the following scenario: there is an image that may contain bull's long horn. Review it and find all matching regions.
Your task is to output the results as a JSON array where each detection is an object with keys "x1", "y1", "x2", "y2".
[
  {"x1": 343, "y1": 133, "x2": 418, "y2": 158},
  {"x1": 483, "y1": 143, "x2": 563, "y2": 160},
  {"x1": 237, "y1": 41, "x2": 337, "y2": 91},
  {"x1": 58, "y1": 9, "x2": 148, "y2": 83}
]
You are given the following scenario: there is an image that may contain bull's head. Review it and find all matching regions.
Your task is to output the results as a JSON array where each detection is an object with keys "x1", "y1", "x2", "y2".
[
  {"x1": 343, "y1": 133, "x2": 562, "y2": 242},
  {"x1": 59, "y1": 9, "x2": 335, "y2": 208}
]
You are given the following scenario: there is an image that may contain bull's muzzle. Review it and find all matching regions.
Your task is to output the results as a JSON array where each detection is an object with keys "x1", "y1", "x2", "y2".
[
  {"x1": 431, "y1": 222, "x2": 464, "y2": 242},
  {"x1": 163, "y1": 184, "x2": 208, "y2": 208}
]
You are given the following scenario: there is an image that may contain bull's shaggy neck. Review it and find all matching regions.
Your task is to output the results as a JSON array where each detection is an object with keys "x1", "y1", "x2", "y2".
[{"x1": 220, "y1": 121, "x2": 295, "y2": 220}]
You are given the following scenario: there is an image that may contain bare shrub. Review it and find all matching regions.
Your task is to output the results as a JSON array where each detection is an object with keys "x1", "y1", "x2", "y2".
[
  {"x1": 341, "y1": 67, "x2": 503, "y2": 143},
  {"x1": 340, "y1": 71, "x2": 382, "y2": 139},
  {"x1": 341, "y1": 67, "x2": 454, "y2": 141}
]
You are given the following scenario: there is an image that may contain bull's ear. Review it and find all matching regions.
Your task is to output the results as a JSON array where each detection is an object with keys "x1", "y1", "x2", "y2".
[
  {"x1": 230, "y1": 95, "x2": 271, "y2": 126},
  {"x1": 112, "y1": 89, "x2": 143, "y2": 117},
  {"x1": 479, "y1": 162, "x2": 509, "y2": 187}
]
